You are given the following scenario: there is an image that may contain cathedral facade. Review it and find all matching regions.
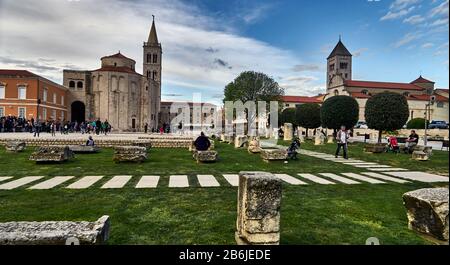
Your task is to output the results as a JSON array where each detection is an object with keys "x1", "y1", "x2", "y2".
[{"x1": 63, "y1": 19, "x2": 162, "y2": 131}]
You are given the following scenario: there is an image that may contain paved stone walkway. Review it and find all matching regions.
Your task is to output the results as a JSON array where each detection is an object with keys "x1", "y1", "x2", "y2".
[
  {"x1": 0, "y1": 170, "x2": 447, "y2": 190},
  {"x1": 0, "y1": 177, "x2": 13, "y2": 182}
]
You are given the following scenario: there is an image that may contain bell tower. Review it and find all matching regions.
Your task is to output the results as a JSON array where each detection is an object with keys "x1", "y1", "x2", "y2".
[{"x1": 326, "y1": 37, "x2": 352, "y2": 89}]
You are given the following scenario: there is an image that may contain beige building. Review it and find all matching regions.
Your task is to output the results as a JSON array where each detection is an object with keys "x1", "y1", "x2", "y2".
[
  {"x1": 324, "y1": 39, "x2": 449, "y2": 123},
  {"x1": 63, "y1": 19, "x2": 162, "y2": 131}
]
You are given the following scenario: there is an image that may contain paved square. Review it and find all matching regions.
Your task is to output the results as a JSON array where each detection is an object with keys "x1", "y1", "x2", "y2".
[
  {"x1": 169, "y1": 175, "x2": 189, "y2": 187},
  {"x1": 0, "y1": 176, "x2": 44, "y2": 190},
  {"x1": 29, "y1": 176, "x2": 75, "y2": 189},
  {"x1": 66, "y1": 176, "x2": 104, "y2": 189},
  {"x1": 319, "y1": 173, "x2": 360, "y2": 184},
  {"x1": 368, "y1": 168, "x2": 407, "y2": 171},
  {"x1": 297, "y1": 173, "x2": 335, "y2": 184},
  {"x1": 101, "y1": 175, "x2": 133, "y2": 189},
  {"x1": 274, "y1": 174, "x2": 308, "y2": 185},
  {"x1": 361, "y1": 172, "x2": 410, "y2": 183},
  {"x1": 341, "y1": 173, "x2": 385, "y2": 184},
  {"x1": 136, "y1": 176, "x2": 160, "y2": 188},
  {"x1": 197, "y1": 175, "x2": 220, "y2": 187}
]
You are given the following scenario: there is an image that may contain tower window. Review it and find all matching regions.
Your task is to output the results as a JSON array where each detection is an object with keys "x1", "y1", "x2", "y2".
[
  {"x1": 69, "y1": 81, "x2": 75, "y2": 88},
  {"x1": 147, "y1": 71, "x2": 151, "y2": 79},
  {"x1": 340, "y1": 62, "x2": 348, "y2": 69},
  {"x1": 153, "y1": 54, "x2": 157, "y2": 63},
  {"x1": 329, "y1": 64, "x2": 335, "y2": 71},
  {"x1": 152, "y1": 71, "x2": 157, "y2": 80},
  {"x1": 147, "y1": 54, "x2": 151, "y2": 63},
  {"x1": 77, "y1": 81, "x2": 83, "y2": 89},
  {"x1": 345, "y1": 73, "x2": 348, "y2": 79}
]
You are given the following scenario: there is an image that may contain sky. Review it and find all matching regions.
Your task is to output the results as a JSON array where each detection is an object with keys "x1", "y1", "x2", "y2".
[{"x1": 0, "y1": 0, "x2": 448, "y2": 105}]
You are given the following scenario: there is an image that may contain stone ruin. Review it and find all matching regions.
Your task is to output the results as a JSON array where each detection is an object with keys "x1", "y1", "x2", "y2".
[
  {"x1": 260, "y1": 148, "x2": 288, "y2": 162},
  {"x1": 193, "y1": 150, "x2": 218, "y2": 163},
  {"x1": 29, "y1": 146, "x2": 74, "y2": 163},
  {"x1": 247, "y1": 138, "x2": 261, "y2": 153},
  {"x1": 5, "y1": 140, "x2": 26, "y2": 152},
  {"x1": 235, "y1": 171, "x2": 282, "y2": 245},
  {"x1": 68, "y1": 145, "x2": 100, "y2": 153},
  {"x1": 412, "y1": 151, "x2": 429, "y2": 161},
  {"x1": 0, "y1": 216, "x2": 110, "y2": 245},
  {"x1": 234, "y1": 135, "x2": 248, "y2": 148},
  {"x1": 314, "y1": 133, "x2": 325, "y2": 145},
  {"x1": 403, "y1": 188, "x2": 448, "y2": 242},
  {"x1": 283, "y1": 123, "x2": 293, "y2": 141},
  {"x1": 113, "y1": 146, "x2": 148, "y2": 163}
]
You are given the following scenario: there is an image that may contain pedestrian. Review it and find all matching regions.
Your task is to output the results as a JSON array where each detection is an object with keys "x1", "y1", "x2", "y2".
[
  {"x1": 144, "y1": 122, "x2": 148, "y2": 134},
  {"x1": 95, "y1": 118, "x2": 101, "y2": 135},
  {"x1": 335, "y1": 125, "x2": 349, "y2": 159}
]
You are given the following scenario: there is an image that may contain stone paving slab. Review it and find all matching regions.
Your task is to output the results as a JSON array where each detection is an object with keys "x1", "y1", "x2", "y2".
[
  {"x1": 383, "y1": 171, "x2": 449, "y2": 183},
  {"x1": 101, "y1": 175, "x2": 132, "y2": 189},
  {"x1": 169, "y1": 175, "x2": 189, "y2": 187},
  {"x1": 274, "y1": 174, "x2": 308, "y2": 185},
  {"x1": 351, "y1": 165, "x2": 392, "y2": 168},
  {"x1": 197, "y1": 175, "x2": 220, "y2": 187},
  {"x1": 66, "y1": 176, "x2": 104, "y2": 189},
  {"x1": 343, "y1": 162, "x2": 379, "y2": 165},
  {"x1": 0, "y1": 177, "x2": 13, "y2": 182},
  {"x1": 319, "y1": 173, "x2": 360, "y2": 184},
  {"x1": 297, "y1": 173, "x2": 335, "y2": 185},
  {"x1": 0, "y1": 176, "x2": 44, "y2": 190},
  {"x1": 222, "y1": 174, "x2": 239, "y2": 186},
  {"x1": 29, "y1": 176, "x2": 75, "y2": 189},
  {"x1": 135, "y1": 175, "x2": 160, "y2": 188},
  {"x1": 341, "y1": 173, "x2": 385, "y2": 184},
  {"x1": 361, "y1": 172, "x2": 411, "y2": 183},
  {"x1": 368, "y1": 168, "x2": 407, "y2": 171}
]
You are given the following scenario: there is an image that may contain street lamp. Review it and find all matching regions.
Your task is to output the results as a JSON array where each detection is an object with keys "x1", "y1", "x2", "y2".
[{"x1": 423, "y1": 94, "x2": 435, "y2": 146}]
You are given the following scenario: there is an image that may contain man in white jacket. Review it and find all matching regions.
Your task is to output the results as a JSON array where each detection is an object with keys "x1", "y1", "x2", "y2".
[{"x1": 335, "y1": 125, "x2": 349, "y2": 159}]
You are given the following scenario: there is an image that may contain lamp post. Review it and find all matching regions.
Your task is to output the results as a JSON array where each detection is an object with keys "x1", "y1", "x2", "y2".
[{"x1": 424, "y1": 94, "x2": 435, "y2": 146}]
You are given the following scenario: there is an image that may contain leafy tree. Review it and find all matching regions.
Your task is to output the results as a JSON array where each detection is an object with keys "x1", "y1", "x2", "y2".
[
  {"x1": 406, "y1": 118, "x2": 427, "y2": 129},
  {"x1": 280, "y1": 108, "x2": 297, "y2": 127},
  {"x1": 296, "y1": 103, "x2": 321, "y2": 137},
  {"x1": 320, "y1": 95, "x2": 359, "y2": 132},
  {"x1": 365, "y1": 92, "x2": 409, "y2": 143}
]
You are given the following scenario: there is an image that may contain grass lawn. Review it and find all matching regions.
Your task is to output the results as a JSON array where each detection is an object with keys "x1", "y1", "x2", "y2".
[{"x1": 0, "y1": 141, "x2": 448, "y2": 244}]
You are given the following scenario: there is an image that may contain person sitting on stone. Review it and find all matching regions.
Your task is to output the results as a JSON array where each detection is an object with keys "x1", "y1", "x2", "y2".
[
  {"x1": 287, "y1": 137, "x2": 300, "y2": 160},
  {"x1": 194, "y1": 132, "x2": 211, "y2": 151},
  {"x1": 86, "y1": 136, "x2": 95, "y2": 146}
]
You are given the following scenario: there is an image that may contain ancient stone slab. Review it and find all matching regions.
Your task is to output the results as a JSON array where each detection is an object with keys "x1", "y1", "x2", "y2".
[
  {"x1": 193, "y1": 150, "x2": 217, "y2": 163},
  {"x1": 283, "y1": 123, "x2": 293, "y2": 141},
  {"x1": 412, "y1": 151, "x2": 429, "y2": 161},
  {"x1": 29, "y1": 146, "x2": 74, "y2": 163},
  {"x1": 0, "y1": 215, "x2": 110, "y2": 245},
  {"x1": 361, "y1": 172, "x2": 410, "y2": 183},
  {"x1": 403, "y1": 188, "x2": 448, "y2": 241},
  {"x1": 260, "y1": 149, "x2": 287, "y2": 162},
  {"x1": 0, "y1": 176, "x2": 44, "y2": 190},
  {"x1": 341, "y1": 173, "x2": 385, "y2": 184},
  {"x1": 101, "y1": 175, "x2": 132, "y2": 189},
  {"x1": 0, "y1": 177, "x2": 13, "y2": 182},
  {"x1": 66, "y1": 176, "x2": 104, "y2": 189},
  {"x1": 274, "y1": 174, "x2": 308, "y2": 185},
  {"x1": 319, "y1": 173, "x2": 360, "y2": 184},
  {"x1": 383, "y1": 171, "x2": 449, "y2": 183},
  {"x1": 327, "y1": 135, "x2": 334, "y2": 144},
  {"x1": 364, "y1": 143, "x2": 387, "y2": 153},
  {"x1": 236, "y1": 171, "x2": 282, "y2": 245},
  {"x1": 5, "y1": 141, "x2": 26, "y2": 152},
  {"x1": 135, "y1": 175, "x2": 160, "y2": 188},
  {"x1": 169, "y1": 175, "x2": 189, "y2": 187},
  {"x1": 247, "y1": 138, "x2": 261, "y2": 153},
  {"x1": 113, "y1": 146, "x2": 147, "y2": 163},
  {"x1": 68, "y1": 145, "x2": 100, "y2": 153},
  {"x1": 314, "y1": 134, "x2": 325, "y2": 145},
  {"x1": 29, "y1": 176, "x2": 75, "y2": 190},
  {"x1": 197, "y1": 175, "x2": 220, "y2": 187},
  {"x1": 297, "y1": 173, "x2": 335, "y2": 185},
  {"x1": 234, "y1": 135, "x2": 248, "y2": 148},
  {"x1": 223, "y1": 174, "x2": 239, "y2": 186}
]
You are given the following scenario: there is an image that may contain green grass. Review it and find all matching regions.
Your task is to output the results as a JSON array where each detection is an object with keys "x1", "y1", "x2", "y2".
[{"x1": 0, "y1": 141, "x2": 448, "y2": 245}]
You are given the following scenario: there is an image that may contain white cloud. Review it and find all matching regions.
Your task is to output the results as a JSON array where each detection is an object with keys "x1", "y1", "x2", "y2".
[
  {"x1": 390, "y1": 0, "x2": 421, "y2": 10},
  {"x1": 403, "y1": 14, "x2": 426, "y2": 24},
  {"x1": 430, "y1": 17, "x2": 449, "y2": 26},
  {"x1": 392, "y1": 32, "x2": 422, "y2": 48},
  {"x1": 380, "y1": 6, "x2": 416, "y2": 21},
  {"x1": 421, "y1": 42, "x2": 434, "y2": 48},
  {"x1": 430, "y1": 0, "x2": 449, "y2": 17},
  {"x1": 353, "y1": 48, "x2": 369, "y2": 57},
  {"x1": 0, "y1": 0, "x2": 321, "y2": 102}
]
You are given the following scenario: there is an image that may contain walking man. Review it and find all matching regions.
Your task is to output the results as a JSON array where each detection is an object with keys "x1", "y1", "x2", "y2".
[{"x1": 335, "y1": 125, "x2": 349, "y2": 159}]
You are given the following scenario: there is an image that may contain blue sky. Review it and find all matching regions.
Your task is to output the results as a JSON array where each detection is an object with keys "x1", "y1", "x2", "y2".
[{"x1": 0, "y1": 0, "x2": 448, "y2": 105}]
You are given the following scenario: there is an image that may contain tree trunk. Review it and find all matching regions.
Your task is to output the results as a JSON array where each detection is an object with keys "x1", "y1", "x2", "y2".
[{"x1": 378, "y1": 130, "x2": 382, "y2": 143}]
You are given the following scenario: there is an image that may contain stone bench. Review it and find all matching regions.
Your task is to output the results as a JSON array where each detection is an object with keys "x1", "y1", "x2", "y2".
[
  {"x1": 260, "y1": 148, "x2": 288, "y2": 162},
  {"x1": 193, "y1": 150, "x2": 218, "y2": 163},
  {"x1": 5, "y1": 141, "x2": 26, "y2": 152},
  {"x1": 29, "y1": 146, "x2": 74, "y2": 163},
  {"x1": 113, "y1": 146, "x2": 148, "y2": 163},
  {"x1": 0, "y1": 216, "x2": 110, "y2": 245},
  {"x1": 403, "y1": 188, "x2": 448, "y2": 242},
  {"x1": 69, "y1": 145, "x2": 100, "y2": 153},
  {"x1": 412, "y1": 151, "x2": 429, "y2": 161}
]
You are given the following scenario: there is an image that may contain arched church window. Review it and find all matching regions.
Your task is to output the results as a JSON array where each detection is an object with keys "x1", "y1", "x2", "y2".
[
  {"x1": 147, "y1": 54, "x2": 151, "y2": 63},
  {"x1": 334, "y1": 90, "x2": 339, "y2": 96},
  {"x1": 77, "y1": 81, "x2": 83, "y2": 89},
  {"x1": 147, "y1": 71, "x2": 151, "y2": 79},
  {"x1": 340, "y1": 62, "x2": 348, "y2": 69},
  {"x1": 152, "y1": 71, "x2": 157, "y2": 80},
  {"x1": 69, "y1": 81, "x2": 75, "y2": 88},
  {"x1": 153, "y1": 54, "x2": 157, "y2": 63}
]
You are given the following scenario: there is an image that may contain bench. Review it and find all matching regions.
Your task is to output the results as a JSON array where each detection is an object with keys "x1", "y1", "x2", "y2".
[
  {"x1": 29, "y1": 146, "x2": 74, "y2": 163},
  {"x1": 113, "y1": 146, "x2": 148, "y2": 163}
]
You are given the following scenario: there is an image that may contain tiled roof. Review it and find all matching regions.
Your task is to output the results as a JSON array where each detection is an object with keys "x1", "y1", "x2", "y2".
[
  {"x1": 349, "y1": 92, "x2": 371, "y2": 99},
  {"x1": 344, "y1": 80, "x2": 424, "y2": 91},
  {"x1": 282, "y1": 95, "x2": 322, "y2": 103},
  {"x1": 92, "y1": 66, "x2": 140, "y2": 75},
  {"x1": 327, "y1": 40, "x2": 352, "y2": 59},
  {"x1": 0, "y1": 69, "x2": 38, "y2": 77},
  {"x1": 101, "y1": 52, "x2": 135, "y2": 62},
  {"x1": 409, "y1": 94, "x2": 448, "y2": 102},
  {"x1": 411, "y1": 75, "x2": 435, "y2": 84}
]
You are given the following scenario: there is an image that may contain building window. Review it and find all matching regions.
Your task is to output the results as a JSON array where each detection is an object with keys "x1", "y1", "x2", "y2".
[
  {"x1": 51, "y1": 110, "x2": 56, "y2": 120},
  {"x1": 437, "y1": 102, "x2": 444, "y2": 108},
  {"x1": 42, "y1": 108, "x2": 47, "y2": 120},
  {"x1": 153, "y1": 54, "x2": 157, "y2": 63},
  {"x1": 18, "y1": 107, "x2": 26, "y2": 118},
  {"x1": 147, "y1": 54, "x2": 151, "y2": 63},
  {"x1": 147, "y1": 71, "x2": 151, "y2": 79},
  {"x1": 152, "y1": 71, "x2": 157, "y2": 80},
  {"x1": 61, "y1": 111, "x2": 64, "y2": 121},
  {"x1": 329, "y1": 64, "x2": 335, "y2": 71},
  {"x1": 0, "y1": 107, "x2": 4, "y2": 117},
  {"x1": 77, "y1": 81, "x2": 83, "y2": 89},
  {"x1": 61, "y1": 95, "x2": 64, "y2": 105},
  {"x1": 0, "y1": 85, "x2": 5, "y2": 99},
  {"x1": 18, "y1": 86, "x2": 26, "y2": 99},
  {"x1": 334, "y1": 90, "x2": 339, "y2": 96},
  {"x1": 43, "y1": 88, "x2": 48, "y2": 102},
  {"x1": 344, "y1": 73, "x2": 348, "y2": 79},
  {"x1": 53, "y1": 93, "x2": 57, "y2": 104},
  {"x1": 69, "y1": 81, "x2": 75, "y2": 88},
  {"x1": 340, "y1": 62, "x2": 348, "y2": 69},
  {"x1": 361, "y1": 89, "x2": 369, "y2": 95}
]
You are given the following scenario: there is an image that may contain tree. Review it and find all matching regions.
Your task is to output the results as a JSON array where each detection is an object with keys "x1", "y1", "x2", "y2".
[
  {"x1": 365, "y1": 92, "x2": 409, "y2": 143},
  {"x1": 224, "y1": 71, "x2": 284, "y2": 103},
  {"x1": 320, "y1": 96, "x2": 359, "y2": 133},
  {"x1": 406, "y1": 118, "x2": 427, "y2": 129},
  {"x1": 296, "y1": 103, "x2": 321, "y2": 137},
  {"x1": 280, "y1": 108, "x2": 297, "y2": 127}
]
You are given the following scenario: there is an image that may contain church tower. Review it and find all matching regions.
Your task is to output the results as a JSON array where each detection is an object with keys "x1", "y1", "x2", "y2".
[
  {"x1": 143, "y1": 16, "x2": 162, "y2": 129},
  {"x1": 326, "y1": 37, "x2": 352, "y2": 89}
]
